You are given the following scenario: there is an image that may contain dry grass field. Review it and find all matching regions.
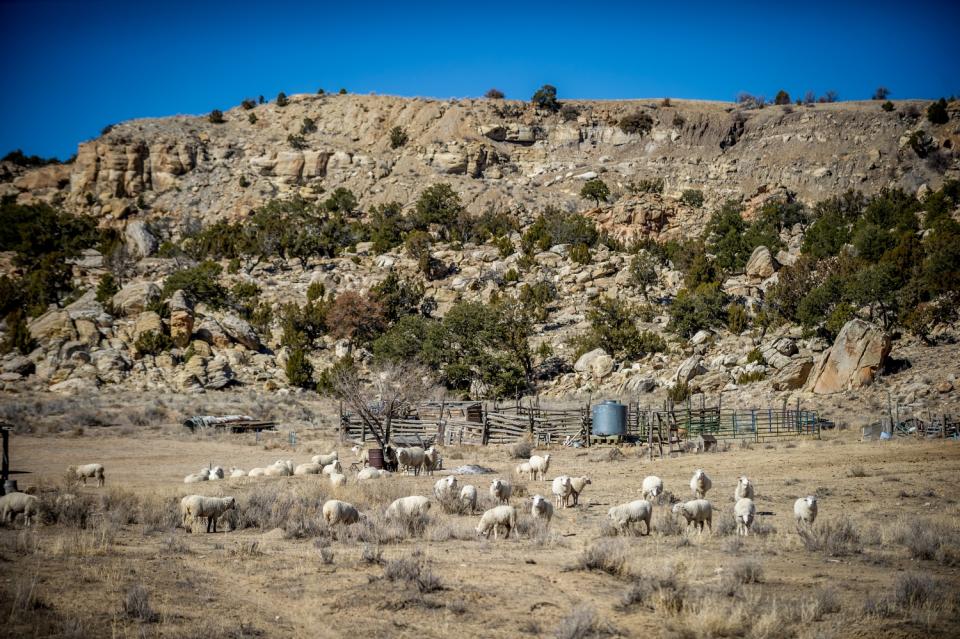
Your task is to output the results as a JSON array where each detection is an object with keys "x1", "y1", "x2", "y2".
[{"x1": 2, "y1": 419, "x2": 959, "y2": 639}]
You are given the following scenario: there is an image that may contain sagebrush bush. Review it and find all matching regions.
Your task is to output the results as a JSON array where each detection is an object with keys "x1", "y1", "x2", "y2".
[
  {"x1": 799, "y1": 516, "x2": 861, "y2": 556},
  {"x1": 577, "y1": 539, "x2": 629, "y2": 577}
]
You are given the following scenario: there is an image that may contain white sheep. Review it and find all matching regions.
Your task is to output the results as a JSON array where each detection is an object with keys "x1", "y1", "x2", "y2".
[
  {"x1": 0, "y1": 492, "x2": 39, "y2": 526},
  {"x1": 569, "y1": 476, "x2": 592, "y2": 507},
  {"x1": 690, "y1": 469, "x2": 712, "y2": 498},
  {"x1": 322, "y1": 460, "x2": 343, "y2": 476},
  {"x1": 673, "y1": 499, "x2": 713, "y2": 533},
  {"x1": 734, "y1": 476, "x2": 755, "y2": 501},
  {"x1": 434, "y1": 476, "x2": 459, "y2": 501},
  {"x1": 515, "y1": 462, "x2": 533, "y2": 480},
  {"x1": 551, "y1": 475, "x2": 574, "y2": 509},
  {"x1": 528, "y1": 454, "x2": 551, "y2": 481},
  {"x1": 607, "y1": 500, "x2": 653, "y2": 535},
  {"x1": 490, "y1": 478, "x2": 512, "y2": 504},
  {"x1": 322, "y1": 499, "x2": 362, "y2": 526},
  {"x1": 208, "y1": 466, "x2": 225, "y2": 480},
  {"x1": 422, "y1": 446, "x2": 441, "y2": 475},
  {"x1": 229, "y1": 468, "x2": 247, "y2": 478},
  {"x1": 180, "y1": 495, "x2": 236, "y2": 533},
  {"x1": 794, "y1": 496, "x2": 818, "y2": 529},
  {"x1": 396, "y1": 447, "x2": 426, "y2": 475},
  {"x1": 386, "y1": 496, "x2": 432, "y2": 519},
  {"x1": 312, "y1": 451, "x2": 338, "y2": 466},
  {"x1": 68, "y1": 463, "x2": 106, "y2": 487},
  {"x1": 184, "y1": 470, "x2": 210, "y2": 484},
  {"x1": 475, "y1": 505, "x2": 517, "y2": 539},
  {"x1": 329, "y1": 473, "x2": 347, "y2": 487},
  {"x1": 734, "y1": 498, "x2": 756, "y2": 536},
  {"x1": 459, "y1": 484, "x2": 478, "y2": 513},
  {"x1": 294, "y1": 462, "x2": 322, "y2": 476},
  {"x1": 357, "y1": 467, "x2": 390, "y2": 480},
  {"x1": 248, "y1": 467, "x2": 266, "y2": 477},
  {"x1": 264, "y1": 461, "x2": 292, "y2": 477},
  {"x1": 351, "y1": 446, "x2": 369, "y2": 467},
  {"x1": 641, "y1": 475, "x2": 664, "y2": 503},
  {"x1": 531, "y1": 495, "x2": 554, "y2": 523}
]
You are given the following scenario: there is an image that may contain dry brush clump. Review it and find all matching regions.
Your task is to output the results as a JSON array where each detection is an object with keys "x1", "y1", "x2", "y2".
[
  {"x1": 885, "y1": 517, "x2": 960, "y2": 565},
  {"x1": 509, "y1": 439, "x2": 534, "y2": 459},
  {"x1": 798, "y1": 516, "x2": 862, "y2": 556},
  {"x1": 576, "y1": 539, "x2": 630, "y2": 577},
  {"x1": 236, "y1": 481, "x2": 329, "y2": 538},
  {"x1": 121, "y1": 583, "x2": 159, "y2": 623},
  {"x1": 382, "y1": 552, "x2": 444, "y2": 594},
  {"x1": 553, "y1": 605, "x2": 622, "y2": 639}
]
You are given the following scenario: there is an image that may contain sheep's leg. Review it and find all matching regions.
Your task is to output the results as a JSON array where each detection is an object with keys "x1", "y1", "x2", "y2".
[{"x1": 643, "y1": 519, "x2": 650, "y2": 536}]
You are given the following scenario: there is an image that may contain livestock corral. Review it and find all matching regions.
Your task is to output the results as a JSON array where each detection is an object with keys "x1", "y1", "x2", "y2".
[{"x1": 1, "y1": 420, "x2": 960, "y2": 639}]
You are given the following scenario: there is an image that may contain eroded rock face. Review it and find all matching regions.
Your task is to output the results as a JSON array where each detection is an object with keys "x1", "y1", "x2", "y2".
[
  {"x1": 745, "y1": 246, "x2": 776, "y2": 281},
  {"x1": 575, "y1": 348, "x2": 614, "y2": 378},
  {"x1": 168, "y1": 290, "x2": 194, "y2": 347},
  {"x1": 111, "y1": 282, "x2": 160, "y2": 316},
  {"x1": 771, "y1": 357, "x2": 814, "y2": 391},
  {"x1": 807, "y1": 320, "x2": 891, "y2": 394}
]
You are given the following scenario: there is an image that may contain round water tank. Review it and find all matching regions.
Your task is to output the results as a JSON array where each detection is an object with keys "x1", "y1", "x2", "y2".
[{"x1": 592, "y1": 400, "x2": 626, "y2": 437}]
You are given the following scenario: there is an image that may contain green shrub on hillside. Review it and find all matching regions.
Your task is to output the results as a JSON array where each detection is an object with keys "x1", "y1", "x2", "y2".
[
  {"x1": 162, "y1": 261, "x2": 228, "y2": 308},
  {"x1": 927, "y1": 98, "x2": 949, "y2": 125},
  {"x1": 389, "y1": 126, "x2": 408, "y2": 149},
  {"x1": 285, "y1": 347, "x2": 313, "y2": 388},
  {"x1": 581, "y1": 179, "x2": 610, "y2": 206},
  {"x1": 531, "y1": 85, "x2": 560, "y2": 112},
  {"x1": 619, "y1": 112, "x2": 654, "y2": 135},
  {"x1": 680, "y1": 189, "x2": 704, "y2": 208},
  {"x1": 668, "y1": 284, "x2": 729, "y2": 337}
]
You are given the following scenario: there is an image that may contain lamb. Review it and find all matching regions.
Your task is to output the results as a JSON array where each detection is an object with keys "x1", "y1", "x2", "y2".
[
  {"x1": 515, "y1": 462, "x2": 533, "y2": 480},
  {"x1": 312, "y1": 451, "x2": 338, "y2": 466},
  {"x1": 0, "y1": 492, "x2": 39, "y2": 526},
  {"x1": 357, "y1": 467, "x2": 390, "y2": 480},
  {"x1": 607, "y1": 500, "x2": 653, "y2": 535},
  {"x1": 229, "y1": 468, "x2": 247, "y2": 478},
  {"x1": 322, "y1": 460, "x2": 343, "y2": 476},
  {"x1": 329, "y1": 473, "x2": 347, "y2": 487},
  {"x1": 475, "y1": 505, "x2": 517, "y2": 539},
  {"x1": 322, "y1": 499, "x2": 362, "y2": 526},
  {"x1": 68, "y1": 463, "x2": 106, "y2": 487},
  {"x1": 490, "y1": 478, "x2": 513, "y2": 504},
  {"x1": 734, "y1": 476, "x2": 755, "y2": 501},
  {"x1": 396, "y1": 447, "x2": 426, "y2": 475},
  {"x1": 434, "y1": 475, "x2": 459, "y2": 501},
  {"x1": 689, "y1": 469, "x2": 712, "y2": 498},
  {"x1": 531, "y1": 495, "x2": 554, "y2": 523},
  {"x1": 641, "y1": 475, "x2": 664, "y2": 503},
  {"x1": 386, "y1": 496, "x2": 432, "y2": 519},
  {"x1": 184, "y1": 470, "x2": 210, "y2": 484},
  {"x1": 672, "y1": 499, "x2": 713, "y2": 533},
  {"x1": 294, "y1": 462, "x2": 322, "y2": 476},
  {"x1": 422, "y1": 446, "x2": 441, "y2": 475},
  {"x1": 180, "y1": 495, "x2": 236, "y2": 533},
  {"x1": 459, "y1": 485, "x2": 478, "y2": 513},
  {"x1": 794, "y1": 496, "x2": 818, "y2": 529},
  {"x1": 551, "y1": 475, "x2": 574, "y2": 509},
  {"x1": 734, "y1": 498, "x2": 756, "y2": 536},
  {"x1": 528, "y1": 454, "x2": 551, "y2": 481},
  {"x1": 569, "y1": 476, "x2": 592, "y2": 507}
]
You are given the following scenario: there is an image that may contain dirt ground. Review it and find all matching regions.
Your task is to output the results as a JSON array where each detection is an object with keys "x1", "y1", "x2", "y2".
[{"x1": 1, "y1": 421, "x2": 959, "y2": 639}]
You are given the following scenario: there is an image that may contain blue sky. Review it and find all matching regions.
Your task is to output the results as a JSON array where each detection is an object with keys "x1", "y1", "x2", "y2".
[{"x1": 1, "y1": 0, "x2": 957, "y2": 159}]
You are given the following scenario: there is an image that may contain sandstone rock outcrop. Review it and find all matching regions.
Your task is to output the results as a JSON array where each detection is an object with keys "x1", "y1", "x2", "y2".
[{"x1": 806, "y1": 320, "x2": 891, "y2": 394}]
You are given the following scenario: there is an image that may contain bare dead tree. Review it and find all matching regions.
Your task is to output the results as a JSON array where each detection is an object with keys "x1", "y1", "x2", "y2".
[
  {"x1": 331, "y1": 361, "x2": 435, "y2": 450},
  {"x1": 104, "y1": 241, "x2": 137, "y2": 286}
]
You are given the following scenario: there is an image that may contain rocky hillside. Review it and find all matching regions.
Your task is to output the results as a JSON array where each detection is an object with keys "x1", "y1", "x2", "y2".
[{"x1": 2, "y1": 93, "x2": 959, "y2": 427}]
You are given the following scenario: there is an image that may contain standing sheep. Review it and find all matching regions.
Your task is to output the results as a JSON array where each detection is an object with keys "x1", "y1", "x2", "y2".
[
  {"x1": 551, "y1": 475, "x2": 574, "y2": 509},
  {"x1": 515, "y1": 462, "x2": 533, "y2": 480},
  {"x1": 312, "y1": 451, "x2": 338, "y2": 466},
  {"x1": 734, "y1": 498, "x2": 756, "y2": 536},
  {"x1": 794, "y1": 496, "x2": 818, "y2": 529},
  {"x1": 734, "y1": 476, "x2": 754, "y2": 501},
  {"x1": 459, "y1": 485, "x2": 478, "y2": 513},
  {"x1": 422, "y1": 446, "x2": 441, "y2": 475},
  {"x1": 607, "y1": 500, "x2": 653, "y2": 535},
  {"x1": 351, "y1": 446, "x2": 369, "y2": 467},
  {"x1": 329, "y1": 473, "x2": 347, "y2": 487},
  {"x1": 396, "y1": 447, "x2": 426, "y2": 475},
  {"x1": 0, "y1": 492, "x2": 39, "y2": 526},
  {"x1": 322, "y1": 499, "x2": 362, "y2": 526},
  {"x1": 68, "y1": 464, "x2": 106, "y2": 487},
  {"x1": 569, "y1": 476, "x2": 592, "y2": 507},
  {"x1": 476, "y1": 505, "x2": 517, "y2": 539},
  {"x1": 641, "y1": 475, "x2": 664, "y2": 503},
  {"x1": 386, "y1": 496, "x2": 432, "y2": 519},
  {"x1": 689, "y1": 469, "x2": 712, "y2": 498},
  {"x1": 434, "y1": 476, "x2": 459, "y2": 501},
  {"x1": 531, "y1": 495, "x2": 553, "y2": 523},
  {"x1": 673, "y1": 499, "x2": 713, "y2": 533},
  {"x1": 528, "y1": 454, "x2": 551, "y2": 481},
  {"x1": 294, "y1": 462, "x2": 322, "y2": 476},
  {"x1": 490, "y1": 478, "x2": 513, "y2": 504},
  {"x1": 180, "y1": 495, "x2": 236, "y2": 533}
]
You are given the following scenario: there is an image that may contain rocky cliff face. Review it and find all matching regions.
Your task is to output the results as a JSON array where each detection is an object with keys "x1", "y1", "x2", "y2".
[{"x1": 4, "y1": 94, "x2": 957, "y2": 240}]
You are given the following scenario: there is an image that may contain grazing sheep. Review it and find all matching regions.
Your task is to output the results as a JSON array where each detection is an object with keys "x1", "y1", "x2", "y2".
[
  {"x1": 248, "y1": 468, "x2": 266, "y2": 477},
  {"x1": 608, "y1": 500, "x2": 653, "y2": 535},
  {"x1": 434, "y1": 476, "x2": 459, "y2": 501},
  {"x1": 734, "y1": 498, "x2": 756, "y2": 536},
  {"x1": 312, "y1": 451, "x2": 338, "y2": 466},
  {"x1": 690, "y1": 469, "x2": 712, "y2": 498},
  {"x1": 794, "y1": 496, "x2": 818, "y2": 529},
  {"x1": 531, "y1": 495, "x2": 553, "y2": 523},
  {"x1": 475, "y1": 505, "x2": 517, "y2": 539},
  {"x1": 459, "y1": 485, "x2": 478, "y2": 513},
  {"x1": 569, "y1": 476, "x2": 592, "y2": 507},
  {"x1": 422, "y1": 446, "x2": 441, "y2": 475},
  {"x1": 386, "y1": 496, "x2": 432, "y2": 519},
  {"x1": 322, "y1": 499, "x2": 361, "y2": 526},
  {"x1": 673, "y1": 499, "x2": 713, "y2": 533},
  {"x1": 0, "y1": 492, "x2": 39, "y2": 526},
  {"x1": 641, "y1": 475, "x2": 664, "y2": 503},
  {"x1": 180, "y1": 495, "x2": 236, "y2": 533},
  {"x1": 294, "y1": 462, "x2": 322, "y2": 476},
  {"x1": 396, "y1": 447, "x2": 427, "y2": 475},
  {"x1": 490, "y1": 478, "x2": 513, "y2": 504},
  {"x1": 184, "y1": 470, "x2": 210, "y2": 484},
  {"x1": 515, "y1": 462, "x2": 533, "y2": 480},
  {"x1": 208, "y1": 466, "x2": 225, "y2": 480},
  {"x1": 68, "y1": 464, "x2": 106, "y2": 487},
  {"x1": 229, "y1": 468, "x2": 247, "y2": 478},
  {"x1": 528, "y1": 454, "x2": 551, "y2": 481},
  {"x1": 357, "y1": 467, "x2": 390, "y2": 481},
  {"x1": 734, "y1": 476, "x2": 755, "y2": 501},
  {"x1": 329, "y1": 473, "x2": 347, "y2": 487},
  {"x1": 551, "y1": 475, "x2": 574, "y2": 509}
]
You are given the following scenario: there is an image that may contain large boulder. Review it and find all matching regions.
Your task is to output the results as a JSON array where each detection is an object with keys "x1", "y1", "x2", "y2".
[
  {"x1": 194, "y1": 317, "x2": 232, "y2": 349},
  {"x1": 745, "y1": 246, "x2": 777, "y2": 281},
  {"x1": 574, "y1": 348, "x2": 614, "y2": 379},
  {"x1": 168, "y1": 290, "x2": 194, "y2": 347},
  {"x1": 133, "y1": 311, "x2": 163, "y2": 340},
  {"x1": 111, "y1": 282, "x2": 161, "y2": 316},
  {"x1": 771, "y1": 357, "x2": 814, "y2": 391},
  {"x1": 28, "y1": 309, "x2": 76, "y2": 342},
  {"x1": 125, "y1": 220, "x2": 158, "y2": 258},
  {"x1": 675, "y1": 355, "x2": 706, "y2": 383},
  {"x1": 806, "y1": 320, "x2": 891, "y2": 394},
  {"x1": 218, "y1": 313, "x2": 261, "y2": 351},
  {"x1": 3, "y1": 355, "x2": 35, "y2": 376}
]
